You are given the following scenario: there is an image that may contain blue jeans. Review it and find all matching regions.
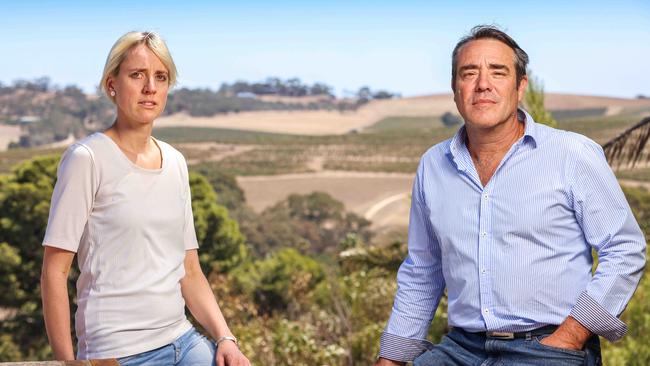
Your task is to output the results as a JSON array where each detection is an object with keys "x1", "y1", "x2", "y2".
[
  {"x1": 117, "y1": 327, "x2": 216, "y2": 366},
  {"x1": 414, "y1": 327, "x2": 602, "y2": 366}
]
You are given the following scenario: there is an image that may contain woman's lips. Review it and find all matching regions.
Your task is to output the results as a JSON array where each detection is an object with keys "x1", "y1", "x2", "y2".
[{"x1": 138, "y1": 101, "x2": 157, "y2": 108}]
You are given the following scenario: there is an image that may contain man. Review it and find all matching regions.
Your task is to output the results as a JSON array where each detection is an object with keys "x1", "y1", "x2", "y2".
[{"x1": 374, "y1": 25, "x2": 646, "y2": 366}]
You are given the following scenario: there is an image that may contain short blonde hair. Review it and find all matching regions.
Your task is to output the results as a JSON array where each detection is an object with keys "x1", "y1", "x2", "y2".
[{"x1": 100, "y1": 31, "x2": 178, "y2": 100}]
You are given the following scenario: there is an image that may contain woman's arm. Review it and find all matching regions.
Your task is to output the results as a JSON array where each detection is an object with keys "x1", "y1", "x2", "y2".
[
  {"x1": 41, "y1": 246, "x2": 76, "y2": 360},
  {"x1": 180, "y1": 249, "x2": 250, "y2": 366}
]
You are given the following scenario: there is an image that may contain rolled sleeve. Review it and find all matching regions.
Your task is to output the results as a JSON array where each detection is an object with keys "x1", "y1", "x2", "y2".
[
  {"x1": 570, "y1": 292, "x2": 627, "y2": 342},
  {"x1": 379, "y1": 332, "x2": 433, "y2": 362}
]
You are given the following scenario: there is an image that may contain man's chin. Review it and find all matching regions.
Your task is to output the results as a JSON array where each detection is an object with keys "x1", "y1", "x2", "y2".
[{"x1": 463, "y1": 112, "x2": 499, "y2": 127}]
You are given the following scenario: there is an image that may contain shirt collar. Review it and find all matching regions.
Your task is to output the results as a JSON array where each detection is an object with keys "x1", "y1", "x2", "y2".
[{"x1": 447, "y1": 107, "x2": 539, "y2": 159}]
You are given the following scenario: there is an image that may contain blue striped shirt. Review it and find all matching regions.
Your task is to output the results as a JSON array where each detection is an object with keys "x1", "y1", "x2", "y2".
[{"x1": 380, "y1": 109, "x2": 647, "y2": 362}]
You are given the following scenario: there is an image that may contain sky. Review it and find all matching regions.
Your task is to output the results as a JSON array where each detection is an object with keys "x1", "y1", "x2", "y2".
[{"x1": 1, "y1": 0, "x2": 649, "y2": 98}]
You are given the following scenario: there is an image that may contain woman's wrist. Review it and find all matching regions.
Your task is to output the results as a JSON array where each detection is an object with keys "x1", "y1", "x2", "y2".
[{"x1": 215, "y1": 335, "x2": 238, "y2": 348}]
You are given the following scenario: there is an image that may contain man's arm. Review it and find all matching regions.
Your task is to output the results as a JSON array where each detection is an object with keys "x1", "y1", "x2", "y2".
[
  {"x1": 180, "y1": 249, "x2": 250, "y2": 366},
  {"x1": 376, "y1": 163, "x2": 445, "y2": 362},
  {"x1": 41, "y1": 246, "x2": 76, "y2": 360},
  {"x1": 558, "y1": 140, "x2": 647, "y2": 345}
]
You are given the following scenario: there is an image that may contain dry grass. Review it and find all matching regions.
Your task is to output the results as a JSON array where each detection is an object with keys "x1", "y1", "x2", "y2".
[
  {"x1": 256, "y1": 94, "x2": 334, "y2": 104},
  {"x1": 543, "y1": 94, "x2": 650, "y2": 110},
  {"x1": 153, "y1": 93, "x2": 650, "y2": 136},
  {"x1": 237, "y1": 171, "x2": 413, "y2": 229},
  {"x1": 0, "y1": 125, "x2": 22, "y2": 151},
  {"x1": 155, "y1": 110, "x2": 380, "y2": 135}
]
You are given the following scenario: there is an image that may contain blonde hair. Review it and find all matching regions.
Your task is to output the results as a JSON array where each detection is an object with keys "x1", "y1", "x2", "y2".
[{"x1": 100, "y1": 31, "x2": 178, "y2": 100}]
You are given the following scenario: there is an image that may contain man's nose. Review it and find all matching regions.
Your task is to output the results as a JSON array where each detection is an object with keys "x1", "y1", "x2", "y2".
[{"x1": 475, "y1": 71, "x2": 492, "y2": 91}]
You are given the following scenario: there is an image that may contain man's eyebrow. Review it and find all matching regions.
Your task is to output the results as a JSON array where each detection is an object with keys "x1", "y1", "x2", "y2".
[
  {"x1": 488, "y1": 63, "x2": 510, "y2": 71},
  {"x1": 459, "y1": 64, "x2": 479, "y2": 72}
]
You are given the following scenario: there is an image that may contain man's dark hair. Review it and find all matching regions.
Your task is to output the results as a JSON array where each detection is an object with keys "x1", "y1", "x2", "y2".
[{"x1": 451, "y1": 25, "x2": 529, "y2": 90}]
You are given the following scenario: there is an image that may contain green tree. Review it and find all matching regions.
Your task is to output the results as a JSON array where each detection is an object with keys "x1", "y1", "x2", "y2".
[
  {"x1": 189, "y1": 172, "x2": 248, "y2": 273},
  {"x1": 0, "y1": 156, "x2": 245, "y2": 360},
  {"x1": 524, "y1": 71, "x2": 558, "y2": 128},
  {"x1": 0, "y1": 156, "x2": 62, "y2": 361},
  {"x1": 231, "y1": 248, "x2": 325, "y2": 315},
  {"x1": 193, "y1": 166, "x2": 246, "y2": 212},
  {"x1": 241, "y1": 192, "x2": 372, "y2": 256}
]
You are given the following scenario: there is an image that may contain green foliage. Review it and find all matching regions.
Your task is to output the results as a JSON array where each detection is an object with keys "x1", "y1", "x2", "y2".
[
  {"x1": 524, "y1": 71, "x2": 558, "y2": 128},
  {"x1": 0, "y1": 334, "x2": 22, "y2": 362},
  {"x1": 231, "y1": 248, "x2": 325, "y2": 315},
  {"x1": 0, "y1": 78, "x2": 115, "y2": 148},
  {"x1": 3, "y1": 145, "x2": 650, "y2": 364},
  {"x1": 240, "y1": 192, "x2": 372, "y2": 256},
  {"x1": 192, "y1": 166, "x2": 246, "y2": 211},
  {"x1": 0, "y1": 156, "x2": 245, "y2": 360},
  {"x1": 0, "y1": 155, "x2": 66, "y2": 360},
  {"x1": 218, "y1": 77, "x2": 334, "y2": 97},
  {"x1": 189, "y1": 172, "x2": 248, "y2": 273},
  {"x1": 270, "y1": 318, "x2": 347, "y2": 365}
]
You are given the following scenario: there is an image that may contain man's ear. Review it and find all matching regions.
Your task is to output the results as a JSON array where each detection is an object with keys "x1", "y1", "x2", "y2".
[{"x1": 517, "y1": 75, "x2": 528, "y2": 102}]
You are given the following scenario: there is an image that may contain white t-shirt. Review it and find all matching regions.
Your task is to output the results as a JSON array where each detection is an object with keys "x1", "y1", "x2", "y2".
[{"x1": 42, "y1": 132, "x2": 199, "y2": 359}]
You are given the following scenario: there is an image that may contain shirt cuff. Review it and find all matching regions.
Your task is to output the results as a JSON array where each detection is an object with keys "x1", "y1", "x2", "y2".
[
  {"x1": 378, "y1": 332, "x2": 433, "y2": 362},
  {"x1": 569, "y1": 291, "x2": 627, "y2": 342}
]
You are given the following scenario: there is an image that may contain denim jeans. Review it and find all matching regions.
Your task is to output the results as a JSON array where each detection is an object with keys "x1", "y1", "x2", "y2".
[
  {"x1": 414, "y1": 327, "x2": 602, "y2": 366},
  {"x1": 117, "y1": 327, "x2": 216, "y2": 366}
]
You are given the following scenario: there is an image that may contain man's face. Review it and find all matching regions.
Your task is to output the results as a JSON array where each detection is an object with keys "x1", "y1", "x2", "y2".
[{"x1": 452, "y1": 39, "x2": 527, "y2": 131}]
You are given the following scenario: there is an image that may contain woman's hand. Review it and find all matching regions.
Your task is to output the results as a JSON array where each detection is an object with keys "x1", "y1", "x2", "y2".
[{"x1": 216, "y1": 340, "x2": 251, "y2": 366}]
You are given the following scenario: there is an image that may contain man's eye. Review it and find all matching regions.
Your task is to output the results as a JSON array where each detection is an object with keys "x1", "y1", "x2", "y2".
[
  {"x1": 156, "y1": 74, "x2": 168, "y2": 82},
  {"x1": 130, "y1": 72, "x2": 143, "y2": 78}
]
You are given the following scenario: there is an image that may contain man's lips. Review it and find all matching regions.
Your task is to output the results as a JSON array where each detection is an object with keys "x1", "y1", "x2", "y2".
[{"x1": 473, "y1": 99, "x2": 496, "y2": 105}]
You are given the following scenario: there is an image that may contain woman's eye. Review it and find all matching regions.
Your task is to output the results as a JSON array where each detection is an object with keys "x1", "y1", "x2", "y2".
[
  {"x1": 130, "y1": 72, "x2": 143, "y2": 78},
  {"x1": 156, "y1": 74, "x2": 168, "y2": 82}
]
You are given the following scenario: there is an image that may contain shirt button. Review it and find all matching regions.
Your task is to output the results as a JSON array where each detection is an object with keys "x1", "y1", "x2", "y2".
[
  {"x1": 484, "y1": 309, "x2": 489, "y2": 314},
  {"x1": 481, "y1": 269, "x2": 487, "y2": 274},
  {"x1": 483, "y1": 194, "x2": 489, "y2": 199},
  {"x1": 481, "y1": 232, "x2": 487, "y2": 237}
]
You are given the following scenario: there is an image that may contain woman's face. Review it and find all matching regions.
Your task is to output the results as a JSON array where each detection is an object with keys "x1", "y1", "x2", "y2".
[{"x1": 107, "y1": 44, "x2": 170, "y2": 126}]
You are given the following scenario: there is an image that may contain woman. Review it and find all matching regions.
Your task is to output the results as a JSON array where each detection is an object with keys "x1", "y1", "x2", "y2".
[{"x1": 40, "y1": 31, "x2": 250, "y2": 366}]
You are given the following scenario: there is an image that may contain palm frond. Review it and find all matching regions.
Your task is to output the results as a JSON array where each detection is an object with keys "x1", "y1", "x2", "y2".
[{"x1": 603, "y1": 116, "x2": 650, "y2": 170}]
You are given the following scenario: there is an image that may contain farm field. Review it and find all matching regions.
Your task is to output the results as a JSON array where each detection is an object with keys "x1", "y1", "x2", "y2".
[
  {"x1": 237, "y1": 171, "x2": 413, "y2": 230},
  {"x1": 2, "y1": 94, "x2": 650, "y2": 234},
  {"x1": 0, "y1": 125, "x2": 21, "y2": 151},
  {"x1": 155, "y1": 93, "x2": 650, "y2": 136}
]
